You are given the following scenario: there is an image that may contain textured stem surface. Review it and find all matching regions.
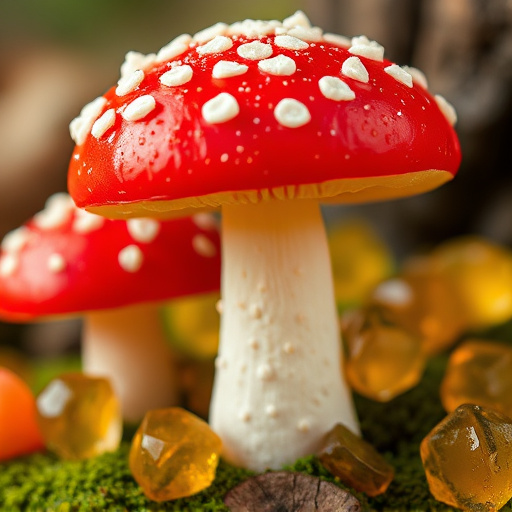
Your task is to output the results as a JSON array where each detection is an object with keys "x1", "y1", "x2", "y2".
[{"x1": 210, "y1": 199, "x2": 359, "y2": 471}]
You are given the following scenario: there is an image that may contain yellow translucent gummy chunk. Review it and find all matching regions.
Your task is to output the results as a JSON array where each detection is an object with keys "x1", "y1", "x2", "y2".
[
  {"x1": 36, "y1": 372, "x2": 122, "y2": 460},
  {"x1": 370, "y1": 262, "x2": 466, "y2": 355},
  {"x1": 318, "y1": 423, "x2": 394, "y2": 497},
  {"x1": 429, "y1": 236, "x2": 512, "y2": 329},
  {"x1": 161, "y1": 292, "x2": 220, "y2": 359},
  {"x1": 328, "y1": 219, "x2": 394, "y2": 310},
  {"x1": 421, "y1": 404, "x2": 512, "y2": 511},
  {"x1": 129, "y1": 407, "x2": 222, "y2": 502},
  {"x1": 441, "y1": 339, "x2": 512, "y2": 417},
  {"x1": 342, "y1": 307, "x2": 426, "y2": 401}
]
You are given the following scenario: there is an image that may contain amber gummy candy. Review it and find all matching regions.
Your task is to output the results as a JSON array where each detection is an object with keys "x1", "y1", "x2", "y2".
[
  {"x1": 129, "y1": 407, "x2": 222, "y2": 502},
  {"x1": 421, "y1": 404, "x2": 512, "y2": 511},
  {"x1": 36, "y1": 372, "x2": 122, "y2": 460},
  {"x1": 429, "y1": 236, "x2": 512, "y2": 329},
  {"x1": 441, "y1": 339, "x2": 512, "y2": 417},
  {"x1": 342, "y1": 307, "x2": 425, "y2": 401},
  {"x1": 371, "y1": 266, "x2": 465, "y2": 355},
  {"x1": 317, "y1": 423, "x2": 394, "y2": 496}
]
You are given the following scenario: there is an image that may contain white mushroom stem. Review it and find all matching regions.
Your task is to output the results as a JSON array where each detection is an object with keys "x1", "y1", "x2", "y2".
[
  {"x1": 82, "y1": 303, "x2": 177, "y2": 423},
  {"x1": 209, "y1": 199, "x2": 359, "y2": 471}
]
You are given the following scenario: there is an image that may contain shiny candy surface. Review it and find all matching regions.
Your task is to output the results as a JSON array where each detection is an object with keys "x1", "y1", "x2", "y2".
[
  {"x1": 441, "y1": 340, "x2": 512, "y2": 417},
  {"x1": 318, "y1": 423, "x2": 394, "y2": 496},
  {"x1": 36, "y1": 373, "x2": 122, "y2": 460},
  {"x1": 129, "y1": 407, "x2": 222, "y2": 502},
  {"x1": 341, "y1": 307, "x2": 425, "y2": 401},
  {"x1": 421, "y1": 404, "x2": 512, "y2": 511}
]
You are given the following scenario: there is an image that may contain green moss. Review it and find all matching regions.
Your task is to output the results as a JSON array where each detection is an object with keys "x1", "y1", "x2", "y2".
[{"x1": 2, "y1": 355, "x2": 512, "y2": 511}]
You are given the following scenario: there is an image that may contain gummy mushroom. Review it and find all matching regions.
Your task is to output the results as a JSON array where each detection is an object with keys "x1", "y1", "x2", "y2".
[
  {"x1": 67, "y1": 12, "x2": 461, "y2": 470},
  {"x1": 0, "y1": 193, "x2": 221, "y2": 422}
]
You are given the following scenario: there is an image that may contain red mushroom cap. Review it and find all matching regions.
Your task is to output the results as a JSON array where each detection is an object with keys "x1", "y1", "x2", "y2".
[
  {"x1": 68, "y1": 13, "x2": 461, "y2": 218},
  {"x1": 0, "y1": 193, "x2": 221, "y2": 321}
]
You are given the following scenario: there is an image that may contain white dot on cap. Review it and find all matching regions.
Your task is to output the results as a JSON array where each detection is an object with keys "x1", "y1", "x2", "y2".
[
  {"x1": 193, "y1": 22, "x2": 229, "y2": 44},
  {"x1": 156, "y1": 34, "x2": 192, "y2": 62},
  {"x1": 258, "y1": 55, "x2": 296, "y2": 76},
  {"x1": 118, "y1": 245, "x2": 144, "y2": 273},
  {"x1": 274, "y1": 98, "x2": 311, "y2": 128},
  {"x1": 341, "y1": 56, "x2": 369, "y2": 83},
  {"x1": 0, "y1": 254, "x2": 18, "y2": 277},
  {"x1": 122, "y1": 95, "x2": 156, "y2": 122},
  {"x1": 283, "y1": 11, "x2": 312, "y2": 29},
  {"x1": 202, "y1": 92, "x2": 240, "y2": 124},
  {"x1": 435, "y1": 94, "x2": 457, "y2": 126},
  {"x1": 403, "y1": 66, "x2": 428, "y2": 89},
  {"x1": 159, "y1": 65, "x2": 193, "y2": 87},
  {"x1": 120, "y1": 51, "x2": 156, "y2": 80},
  {"x1": 212, "y1": 60, "x2": 248, "y2": 79},
  {"x1": 47, "y1": 253, "x2": 66, "y2": 274},
  {"x1": 1, "y1": 226, "x2": 31, "y2": 253},
  {"x1": 115, "y1": 69, "x2": 145, "y2": 97},
  {"x1": 91, "y1": 109, "x2": 116, "y2": 139},
  {"x1": 237, "y1": 41, "x2": 273, "y2": 60},
  {"x1": 72, "y1": 209, "x2": 105, "y2": 234},
  {"x1": 127, "y1": 218, "x2": 161, "y2": 243},
  {"x1": 349, "y1": 35, "x2": 384, "y2": 62},
  {"x1": 192, "y1": 234, "x2": 217, "y2": 257},
  {"x1": 274, "y1": 35, "x2": 309, "y2": 50},
  {"x1": 323, "y1": 33, "x2": 351, "y2": 48},
  {"x1": 318, "y1": 76, "x2": 355, "y2": 101},
  {"x1": 384, "y1": 64, "x2": 413, "y2": 88},
  {"x1": 196, "y1": 35, "x2": 233, "y2": 55},
  {"x1": 69, "y1": 96, "x2": 107, "y2": 145},
  {"x1": 286, "y1": 26, "x2": 323, "y2": 42}
]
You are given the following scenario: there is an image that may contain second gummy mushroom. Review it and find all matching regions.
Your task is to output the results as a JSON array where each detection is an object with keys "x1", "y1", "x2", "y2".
[
  {"x1": 67, "y1": 12, "x2": 461, "y2": 470},
  {"x1": 0, "y1": 193, "x2": 221, "y2": 422}
]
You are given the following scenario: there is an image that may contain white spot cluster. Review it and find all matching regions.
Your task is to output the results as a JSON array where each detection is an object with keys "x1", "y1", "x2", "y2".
[
  {"x1": 0, "y1": 193, "x2": 107, "y2": 278},
  {"x1": 116, "y1": 69, "x2": 145, "y2": 97},
  {"x1": 69, "y1": 97, "x2": 107, "y2": 145},
  {"x1": 70, "y1": 10, "x2": 458, "y2": 147}
]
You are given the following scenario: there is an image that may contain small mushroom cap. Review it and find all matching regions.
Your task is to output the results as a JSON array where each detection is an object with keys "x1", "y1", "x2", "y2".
[
  {"x1": 0, "y1": 193, "x2": 221, "y2": 321},
  {"x1": 68, "y1": 13, "x2": 461, "y2": 219}
]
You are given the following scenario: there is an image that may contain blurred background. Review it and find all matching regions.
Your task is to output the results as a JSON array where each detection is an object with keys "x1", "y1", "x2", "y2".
[{"x1": 1, "y1": 0, "x2": 512, "y2": 396}]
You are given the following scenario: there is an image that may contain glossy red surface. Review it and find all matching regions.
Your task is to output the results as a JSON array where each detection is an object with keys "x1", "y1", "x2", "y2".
[
  {"x1": 68, "y1": 35, "x2": 461, "y2": 211},
  {"x1": 0, "y1": 206, "x2": 221, "y2": 320}
]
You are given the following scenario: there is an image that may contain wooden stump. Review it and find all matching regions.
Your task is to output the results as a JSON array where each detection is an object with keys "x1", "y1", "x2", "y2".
[{"x1": 224, "y1": 471, "x2": 361, "y2": 512}]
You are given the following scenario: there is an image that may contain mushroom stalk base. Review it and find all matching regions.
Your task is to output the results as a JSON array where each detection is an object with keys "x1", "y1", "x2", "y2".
[
  {"x1": 210, "y1": 199, "x2": 359, "y2": 471},
  {"x1": 82, "y1": 304, "x2": 177, "y2": 423}
]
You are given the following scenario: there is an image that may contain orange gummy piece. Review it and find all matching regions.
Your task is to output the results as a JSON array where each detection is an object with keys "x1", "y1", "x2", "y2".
[
  {"x1": 0, "y1": 367, "x2": 44, "y2": 460},
  {"x1": 318, "y1": 423, "x2": 394, "y2": 497}
]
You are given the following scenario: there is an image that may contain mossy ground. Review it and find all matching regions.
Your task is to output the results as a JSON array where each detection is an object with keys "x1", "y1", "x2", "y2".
[{"x1": 2, "y1": 354, "x2": 512, "y2": 511}]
